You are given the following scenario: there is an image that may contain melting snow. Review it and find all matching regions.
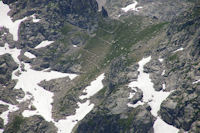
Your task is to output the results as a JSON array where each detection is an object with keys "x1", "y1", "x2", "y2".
[
  {"x1": 0, "y1": 43, "x2": 21, "y2": 63},
  {"x1": 0, "y1": 100, "x2": 19, "y2": 126},
  {"x1": 173, "y1": 47, "x2": 184, "y2": 53},
  {"x1": 161, "y1": 70, "x2": 165, "y2": 76},
  {"x1": 31, "y1": 14, "x2": 40, "y2": 23},
  {"x1": 0, "y1": 43, "x2": 102, "y2": 132},
  {"x1": 35, "y1": 40, "x2": 54, "y2": 49},
  {"x1": 24, "y1": 52, "x2": 36, "y2": 59},
  {"x1": 0, "y1": 1, "x2": 27, "y2": 41},
  {"x1": 193, "y1": 79, "x2": 200, "y2": 84},
  {"x1": 79, "y1": 74, "x2": 105, "y2": 100},
  {"x1": 0, "y1": 43, "x2": 78, "y2": 132},
  {"x1": 127, "y1": 57, "x2": 179, "y2": 132},
  {"x1": 128, "y1": 57, "x2": 171, "y2": 116},
  {"x1": 54, "y1": 73, "x2": 104, "y2": 133},
  {"x1": 55, "y1": 101, "x2": 94, "y2": 133},
  {"x1": 0, "y1": 2, "x2": 101, "y2": 133},
  {"x1": 154, "y1": 117, "x2": 179, "y2": 133},
  {"x1": 121, "y1": 1, "x2": 142, "y2": 12},
  {"x1": 0, "y1": 43, "x2": 77, "y2": 122},
  {"x1": 16, "y1": 63, "x2": 77, "y2": 122},
  {"x1": 162, "y1": 84, "x2": 166, "y2": 90},
  {"x1": 128, "y1": 92, "x2": 135, "y2": 99},
  {"x1": 159, "y1": 58, "x2": 164, "y2": 62}
]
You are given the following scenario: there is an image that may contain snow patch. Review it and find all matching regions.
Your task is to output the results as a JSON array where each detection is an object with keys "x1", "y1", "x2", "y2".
[
  {"x1": 159, "y1": 58, "x2": 164, "y2": 62},
  {"x1": 79, "y1": 74, "x2": 105, "y2": 100},
  {"x1": 127, "y1": 101, "x2": 143, "y2": 108},
  {"x1": 73, "y1": 45, "x2": 78, "y2": 48},
  {"x1": 35, "y1": 40, "x2": 54, "y2": 49},
  {"x1": 127, "y1": 57, "x2": 179, "y2": 132},
  {"x1": 0, "y1": 1, "x2": 27, "y2": 41},
  {"x1": 0, "y1": 100, "x2": 19, "y2": 125},
  {"x1": 161, "y1": 70, "x2": 165, "y2": 76},
  {"x1": 0, "y1": 43, "x2": 21, "y2": 64},
  {"x1": 19, "y1": 67, "x2": 104, "y2": 133},
  {"x1": 128, "y1": 92, "x2": 135, "y2": 99},
  {"x1": 54, "y1": 73, "x2": 104, "y2": 133},
  {"x1": 55, "y1": 101, "x2": 94, "y2": 133},
  {"x1": 15, "y1": 63, "x2": 77, "y2": 121},
  {"x1": 0, "y1": 43, "x2": 78, "y2": 133},
  {"x1": 31, "y1": 14, "x2": 40, "y2": 23},
  {"x1": 173, "y1": 47, "x2": 184, "y2": 53},
  {"x1": 153, "y1": 117, "x2": 179, "y2": 133},
  {"x1": 121, "y1": 1, "x2": 142, "y2": 12},
  {"x1": 127, "y1": 57, "x2": 171, "y2": 116},
  {"x1": 24, "y1": 52, "x2": 36, "y2": 59},
  {"x1": 193, "y1": 79, "x2": 200, "y2": 84},
  {"x1": 162, "y1": 84, "x2": 166, "y2": 90}
]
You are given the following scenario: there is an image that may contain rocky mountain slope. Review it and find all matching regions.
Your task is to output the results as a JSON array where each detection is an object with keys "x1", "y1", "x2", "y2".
[{"x1": 0, "y1": 0, "x2": 199, "y2": 133}]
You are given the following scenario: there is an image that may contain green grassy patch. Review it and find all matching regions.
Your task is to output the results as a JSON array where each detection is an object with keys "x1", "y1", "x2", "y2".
[
  {"x1": 168, "y1": 53, "x2": 179, "y2": 61},
  {"x1": 192, "y1": 5, "x2": 200, "y2": 17},
  {"x1": 57, "y1": 16, "x2": 168, "y2": 113},
  {"x1": 104, "y1": 20, "x2": 168, "y2": 65},
  {"x1": 60, "y1": 23, "x2": 77, "y2": 35},
  {"x1": 6, "y1": 115, "x2": 25, "y2": 132}
]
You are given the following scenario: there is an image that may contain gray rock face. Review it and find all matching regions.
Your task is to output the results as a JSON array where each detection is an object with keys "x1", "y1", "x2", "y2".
[
  {"x1": 136, "y1": 0, "x2": 192, "y2": 21},
  {"x1": 19, "y1": 21, "x2": 51, "y2": 48},
  {"x1": 0, "y1": 85, "x2": 25, "y2": 105},
  {"x1": 0, "y1": 54, "x2": 18, "y2": 85},
  {"x1": 140, "y1": 3, "x2": 200, "y2": 132},
  {"x1": 103, "y1": 86, "x2": 130, "y2": 114},
  {"x1": 131, "y1": 88, "x2": 143, "y2": 104},
  {"x1": 105, "y1": 57, "x2": 128, "y2": 87},
  {"x1": 39, "y1": 77, "x2": 71, "y2": 93},
  {"x1": 4, "y1": 115, "x2": 57, "y2": 133},
  {"x1": 160, "y1": 88, "x2": 200, "y2": 131},
  {"x1": 0, "y1": 104, "x2": 8, "y2": 114},
  {"x1": 0, "y1": 54, "x2": 24, "y2": 105},
  {"x1": 102, "y1": 0, "x2": 191, "y2": 21},
  {"x1": 0, "y1": 118, "x2": 4, "y2": 129},
  {"x1": 2, "y1": 0, "x2": 17, "y2": 4},
  {"x1": 8, "y1": 0, "x2": 101, "y2": 49},
  {"x1": 190, "y1": 121, "x2": 200, "y2": 133},
  {"x1": 144, "y1": 59, "x2": 165, "y2": 91},
  {"x1": 105, "y1": 57, "x2": 136, "y2": 92},
  {"x1": 76, "y1": 106, "x2": 154, "y2": 133},
  {"x1": 38, "y1": 77, "x2": 80, "y2": 120},
  {"x1": 133, "y1": 106, "x2": 155, "y2": 133}
]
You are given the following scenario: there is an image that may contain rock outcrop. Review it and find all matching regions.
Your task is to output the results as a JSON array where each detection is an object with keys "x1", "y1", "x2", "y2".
[
  {"x1": 4, "y1": 115, "x2": 57, "y2": 133},
  {"x1": 76, "y1": 106, "x2": 154, "y2": 133}
]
